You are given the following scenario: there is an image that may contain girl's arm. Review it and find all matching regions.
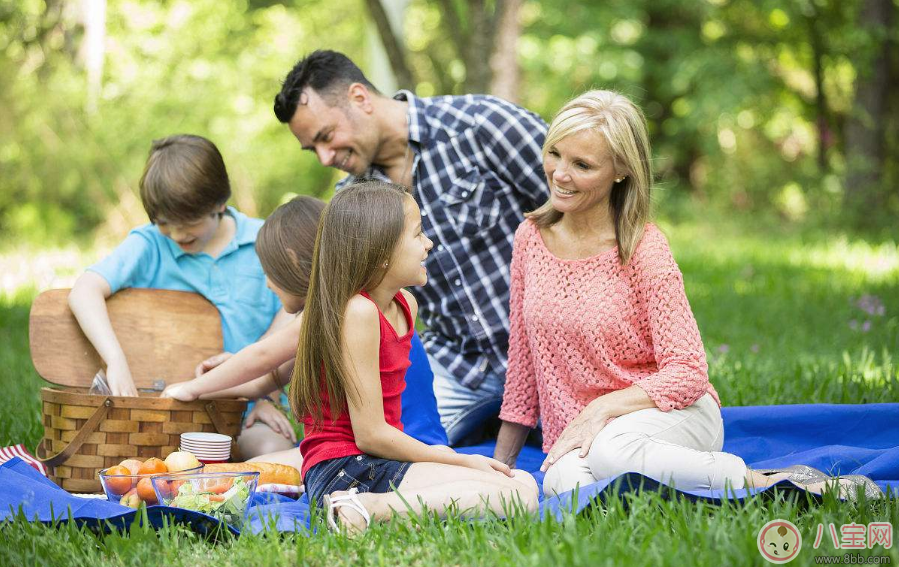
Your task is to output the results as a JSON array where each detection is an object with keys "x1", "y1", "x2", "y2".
[
  {"x1": 68, "y1": 272, "x2": 138, "y2": 397},
  {"x1": 199, "y1": 358, "x2": 294, "y2": 400},
  {"x1": 341, "y1": 295, "x2": 511, "y2": 476},
  {"x1": 162, "y1": 315, "x2": 302, "y2": 401}
]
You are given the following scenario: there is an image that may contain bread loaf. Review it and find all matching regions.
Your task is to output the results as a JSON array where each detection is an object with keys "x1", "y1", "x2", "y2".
[{"x1": 203, "y1": 462, "x2": 300, "y2": 486}]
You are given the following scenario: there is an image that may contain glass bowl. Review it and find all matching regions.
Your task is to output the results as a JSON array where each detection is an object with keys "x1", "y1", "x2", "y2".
[
  {"x1": 151, "y1": 471, "x2": 260, "y2": 527},
  {"x1": 98, "y1": 464, "x2": 203, "y2": 506}
]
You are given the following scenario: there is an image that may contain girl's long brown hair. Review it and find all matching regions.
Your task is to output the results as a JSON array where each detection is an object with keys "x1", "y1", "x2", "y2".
[
  {"x1": 290, "y1": 180, "x2": 409, "y2": 425},
  {"x1": 255, "y1": 195, "x2": 325, "y2": 311}
]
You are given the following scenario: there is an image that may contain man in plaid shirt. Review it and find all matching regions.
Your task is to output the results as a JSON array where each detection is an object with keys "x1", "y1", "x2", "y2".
[{"x1": 274, "y1": 50, "x2": 548, "y2": 444}]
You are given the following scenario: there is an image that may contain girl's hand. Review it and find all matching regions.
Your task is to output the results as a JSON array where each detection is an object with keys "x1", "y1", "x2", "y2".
[
  {"x1": 244, "y1": 399, "x2": 297, "y2": 443},
  {"x1": 161, "y1": 381, "x2": 198, "y2": 402},
  {"x1": 461, "y1": 454, "x2": 514, "y2": 477},
  {"x1": 195, "y1": 352, "x2": 233, "y2": 377},
  {"x1": 106, "y1": 359, "x2": 138, "y2": 397},
  {"x1": 540, "y1": 403, "x2": 611, "y2": 472}
]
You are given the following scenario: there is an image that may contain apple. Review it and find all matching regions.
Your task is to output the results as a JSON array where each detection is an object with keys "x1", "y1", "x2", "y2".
[
  {"x1": 119, "y1": 488, "x2": 140, "y2": 508},
  {"x1": 118, "y1": 459, "x2": 143, "y2": 475},
  {"x1": 164, "y1": 451, "x2": 201, "y2": 472}
]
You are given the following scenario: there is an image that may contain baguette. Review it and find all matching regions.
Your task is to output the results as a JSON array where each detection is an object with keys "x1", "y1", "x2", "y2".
[{"x1": 203, "y1": 462, "x2": 300, "y2": 486}]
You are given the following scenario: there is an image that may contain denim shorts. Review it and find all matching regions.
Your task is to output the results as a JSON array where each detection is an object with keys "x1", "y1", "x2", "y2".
[{"x1": 304, "y1": 454, "x2": 411, "y2": 507}]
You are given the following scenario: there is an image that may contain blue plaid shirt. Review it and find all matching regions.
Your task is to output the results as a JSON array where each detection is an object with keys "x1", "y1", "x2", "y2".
[{"x1": 338, "y1": 91, "x2": 549, "y2": 388}]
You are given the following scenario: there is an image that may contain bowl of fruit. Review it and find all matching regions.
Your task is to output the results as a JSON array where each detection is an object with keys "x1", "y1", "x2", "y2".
[
  {"x1": 98, "y1": 451, "x2": 203, "y2": 507},
  {"x1": 151, "y1": 471, "x2": 259, "y2": 527}
]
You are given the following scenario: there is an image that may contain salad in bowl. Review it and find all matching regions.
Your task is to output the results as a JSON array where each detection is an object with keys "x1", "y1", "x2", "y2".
[{"x1": 151, "y1": 472, "x2": 259, "y2": 527}]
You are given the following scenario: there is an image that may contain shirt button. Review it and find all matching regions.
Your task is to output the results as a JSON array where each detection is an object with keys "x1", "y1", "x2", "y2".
[
  {"x1": 437, "y1": 245, "x2": 444, "y2": 251},
  {"x1": 454, "y1": 279, "x2": 461, "y2": 286},
  {"x1": 338, "y1": 470, "x2": 344, "y2": 477},
  {"x1": 471, "y1": 315, "x2": 479, "y2": 322},
  {"x1": 421, "y1": 210, "x2": 428, "y2": 216}
]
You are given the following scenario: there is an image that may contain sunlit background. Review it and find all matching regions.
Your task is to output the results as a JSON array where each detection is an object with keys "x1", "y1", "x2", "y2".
[{"x1": 1, "y1": 0, "x2": 897, "y2": 294}]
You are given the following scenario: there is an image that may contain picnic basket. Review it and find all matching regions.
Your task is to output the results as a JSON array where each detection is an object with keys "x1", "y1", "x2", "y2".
[{"x1": 29, "y1": 288, "x2": 248, "y2": 492}]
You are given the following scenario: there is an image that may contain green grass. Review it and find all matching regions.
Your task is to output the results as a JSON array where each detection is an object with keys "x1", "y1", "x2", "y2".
[{"x1": 1, "y1": 210, "x2": 898, "y2": 566}]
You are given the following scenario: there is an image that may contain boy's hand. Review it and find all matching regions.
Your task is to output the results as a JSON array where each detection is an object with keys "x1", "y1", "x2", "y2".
[
  {"x1": 195, "y1": 352, "x2": 233, "y2": 377},
  {"x1": 162, "y1": 381, "x2": 198, "y2": 402},
  {"x1": 244, "y1": 399, "x2": 297, "y2": 443},
  {"x1": 106, "y1": 360, "x2": 138, "y2": 397}
]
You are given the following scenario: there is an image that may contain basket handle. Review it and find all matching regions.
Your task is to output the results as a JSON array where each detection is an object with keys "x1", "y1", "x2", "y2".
[
  {"x1": 36, "y1": 397, "x2": 112, "y2": 468},
  {"x1": 204, "y1": 401, "x2": 231, "y2": 435}
]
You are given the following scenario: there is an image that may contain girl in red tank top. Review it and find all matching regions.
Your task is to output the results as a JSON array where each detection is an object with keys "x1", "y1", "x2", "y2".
[{"x1": 290, "y1": 181, "x2": 538, "y2": 535}]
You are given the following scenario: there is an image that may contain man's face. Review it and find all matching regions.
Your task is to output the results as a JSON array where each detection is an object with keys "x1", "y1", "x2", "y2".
[{"x1": 287, "y1": 88, "x2": 377, "y2": 176}]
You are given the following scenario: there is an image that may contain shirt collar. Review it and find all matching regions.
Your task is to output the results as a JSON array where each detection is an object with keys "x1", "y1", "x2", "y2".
[
  {"x1": 167, "y1": 206, "x2": 247, "y2": 259},
  {"x1": 394, "y1": 90, "x2": 427, "y2": 146}
]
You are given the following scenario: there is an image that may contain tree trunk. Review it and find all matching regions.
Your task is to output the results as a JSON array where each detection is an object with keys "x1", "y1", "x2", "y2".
[
  {"x1": 82, "y1": 0, "x2": 107, "y2": 114},
  {"x1": 489, "y1": 0, "x2": 520, "y2": 102},
  {"x1": 844, "y1": 0, "x2": 893, "y2": 214},
  {"x1": 364, "y1": 0, "x2": 415, "y2": 91}
]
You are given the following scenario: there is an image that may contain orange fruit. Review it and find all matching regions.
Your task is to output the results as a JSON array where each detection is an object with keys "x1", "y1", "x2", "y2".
[
  {"x1": 138, "y1": 457, "x2": 168, "y2": 475},
  {"x1": 104, "y1": 465, "x2": 133, "y2": 495},
  {"x1": 136, "y1": 477, "x2": 158, "y2": 505}
]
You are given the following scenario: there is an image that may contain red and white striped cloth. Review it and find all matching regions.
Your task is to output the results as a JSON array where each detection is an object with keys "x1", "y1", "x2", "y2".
[{"x1": 0, "y1": 444, "x2": 49, "y2": 476}]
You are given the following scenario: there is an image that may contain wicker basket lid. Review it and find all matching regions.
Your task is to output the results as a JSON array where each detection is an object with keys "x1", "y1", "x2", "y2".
[{"x1": 30, "y1": 288, "x2": 224, "y2": 390}]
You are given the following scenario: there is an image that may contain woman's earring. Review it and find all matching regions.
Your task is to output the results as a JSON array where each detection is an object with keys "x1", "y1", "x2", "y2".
[
  {"x1": 383, "y1": 261, "x2": 389, "y2": 268},
  {"x1": 615, "y1": 176, "x2": 625, "y2": 183}
]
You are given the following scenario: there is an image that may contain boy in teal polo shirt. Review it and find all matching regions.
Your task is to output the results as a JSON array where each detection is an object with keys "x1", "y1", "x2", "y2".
[{"x1": 68, "y1": 134, "x2": 294, "y2": 457}]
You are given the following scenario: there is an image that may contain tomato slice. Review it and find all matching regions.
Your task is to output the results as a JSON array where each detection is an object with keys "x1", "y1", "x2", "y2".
[{"x1": 206, "y1": 478, "x2": 234, "y2": 494}]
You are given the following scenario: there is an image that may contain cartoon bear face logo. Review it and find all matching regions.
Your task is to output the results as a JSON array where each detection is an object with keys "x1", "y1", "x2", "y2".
[{"x1": 757, "y1": 520, "x2": 802, "y2": 563}]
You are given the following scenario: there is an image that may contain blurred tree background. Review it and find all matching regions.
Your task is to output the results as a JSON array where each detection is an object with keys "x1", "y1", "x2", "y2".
[{"x1": 1, "y1": 0, "x2": 897, "y2": 248}]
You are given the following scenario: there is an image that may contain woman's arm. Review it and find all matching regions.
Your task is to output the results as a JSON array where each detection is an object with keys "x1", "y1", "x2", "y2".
[
  {"x1": 68, "y1": 272, "x2": 137, "y2": 397},
  {"x1": 493, "y1": 224, "x2": 539, "y2": 466},
  {"x1": 342, "y1": 296, "x2": 511, "y2": 476},
  {"x1": 494, "y1": 422, "x2": 531, "y2": 468},
  {"x1": 162, "y1": 315, "x2": 302, "y2": 401}
]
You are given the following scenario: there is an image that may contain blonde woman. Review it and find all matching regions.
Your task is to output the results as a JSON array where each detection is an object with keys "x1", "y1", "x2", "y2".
[{"x1": 493, "y1": 90, "x2": 875, "y2": 499}]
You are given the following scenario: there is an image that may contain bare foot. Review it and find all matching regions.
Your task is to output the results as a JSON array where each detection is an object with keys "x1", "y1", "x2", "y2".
[{"x1": 325, "y1": 490, "x2": 372, "y2": 536}]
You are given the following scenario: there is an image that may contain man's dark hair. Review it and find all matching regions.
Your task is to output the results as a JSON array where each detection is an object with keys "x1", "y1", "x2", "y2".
[{"x1": 273, "y1": 50, "x2": 380, "y2": 123}]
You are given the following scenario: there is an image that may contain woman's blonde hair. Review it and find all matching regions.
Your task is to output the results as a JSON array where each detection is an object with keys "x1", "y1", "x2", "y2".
[
  {"x1": 290, "y1": 180, "x2": 409, "y2": 425},
  {"x1": 528, "y1": 90, "x2": 652, "y2": 264},
  {"x1": 255, "y1": 195, "x2": 325, "y2": 313}
]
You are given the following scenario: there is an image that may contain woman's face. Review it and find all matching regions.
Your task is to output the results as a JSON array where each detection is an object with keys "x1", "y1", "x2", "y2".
[
  {"x1": 265, "y1": 276, "x2": 305, "y2": 314},
  {"x1": 543, "y1": 129, "x2": 623, "y2": 217}
]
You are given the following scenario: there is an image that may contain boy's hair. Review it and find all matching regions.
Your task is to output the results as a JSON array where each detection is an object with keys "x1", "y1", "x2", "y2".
[
  {"x1": 273, "y1": 50, "x2": 380, "y2": 123},
  {"x1": 256, "y1": 195, "x2": 326, "y2": 311},
  {"x1": 139, "y1": 134, "x2": 231, "y2": 223},
  {"x1": 290, "y1": 180, "x2": 409, "y2": 425}
]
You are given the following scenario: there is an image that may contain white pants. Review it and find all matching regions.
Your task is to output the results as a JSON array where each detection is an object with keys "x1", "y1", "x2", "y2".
[{"x1": 543, "y1": 393, "x2": 748, "y2": 497}]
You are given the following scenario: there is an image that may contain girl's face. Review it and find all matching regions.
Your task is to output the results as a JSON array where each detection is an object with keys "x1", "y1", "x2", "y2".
[
  {"x1": 155, "y1": 204, "x2": 226, "y2": 254},
  {"x1": 543, "y1": 129, "x2": 623, "y2": 216},
  {"x1": 265, "y1": 276, "x2": 305, "y2": 314},
  {"x1": 385, "y1": 196, "x2": 433, "y2": 287}
]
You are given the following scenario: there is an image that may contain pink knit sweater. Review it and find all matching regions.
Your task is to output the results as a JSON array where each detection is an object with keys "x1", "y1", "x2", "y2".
[{"x1": 499, "y1": 220, "x2": 720, "y2": 453}]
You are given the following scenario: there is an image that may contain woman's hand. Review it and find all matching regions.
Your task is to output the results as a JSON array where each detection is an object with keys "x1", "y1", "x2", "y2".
[
  {"x1": 244, "y1": 399, "x2": 297, "y2": 443},
  {"x1": 540, "y1": 402, "x2": 611, "y2": 472},
  {"x1": 106, "y1": 359, "x2": 138, "y2": 397},
  {"x1": 461, "y1": 454, "x2": 514, "y2": 477},
  {"x1": 161, "y1": 381, "x2": 199, "y2": 402},
  {"x1": 194, "y1": 352, "x2": 233, "y2": 377}
]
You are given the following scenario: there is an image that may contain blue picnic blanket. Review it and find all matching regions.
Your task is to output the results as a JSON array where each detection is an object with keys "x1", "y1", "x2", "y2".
[{"x1": 2, "y1": 403, "x2": 898, "y2": 534}]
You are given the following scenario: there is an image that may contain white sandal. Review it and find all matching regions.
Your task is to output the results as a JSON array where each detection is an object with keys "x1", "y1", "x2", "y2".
[{"x1": 323, "y1": 487, "x2": 371, "y2": 534}]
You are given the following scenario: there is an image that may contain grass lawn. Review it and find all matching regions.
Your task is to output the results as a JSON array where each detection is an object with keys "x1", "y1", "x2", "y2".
[{"x1": 1, "y1": 208, "x2": 898, "y2": 566}]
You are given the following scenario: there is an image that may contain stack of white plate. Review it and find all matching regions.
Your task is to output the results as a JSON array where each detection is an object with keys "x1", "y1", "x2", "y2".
[{"x1": 180, "y1": 432, "x2": 232, "y2": 463}]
